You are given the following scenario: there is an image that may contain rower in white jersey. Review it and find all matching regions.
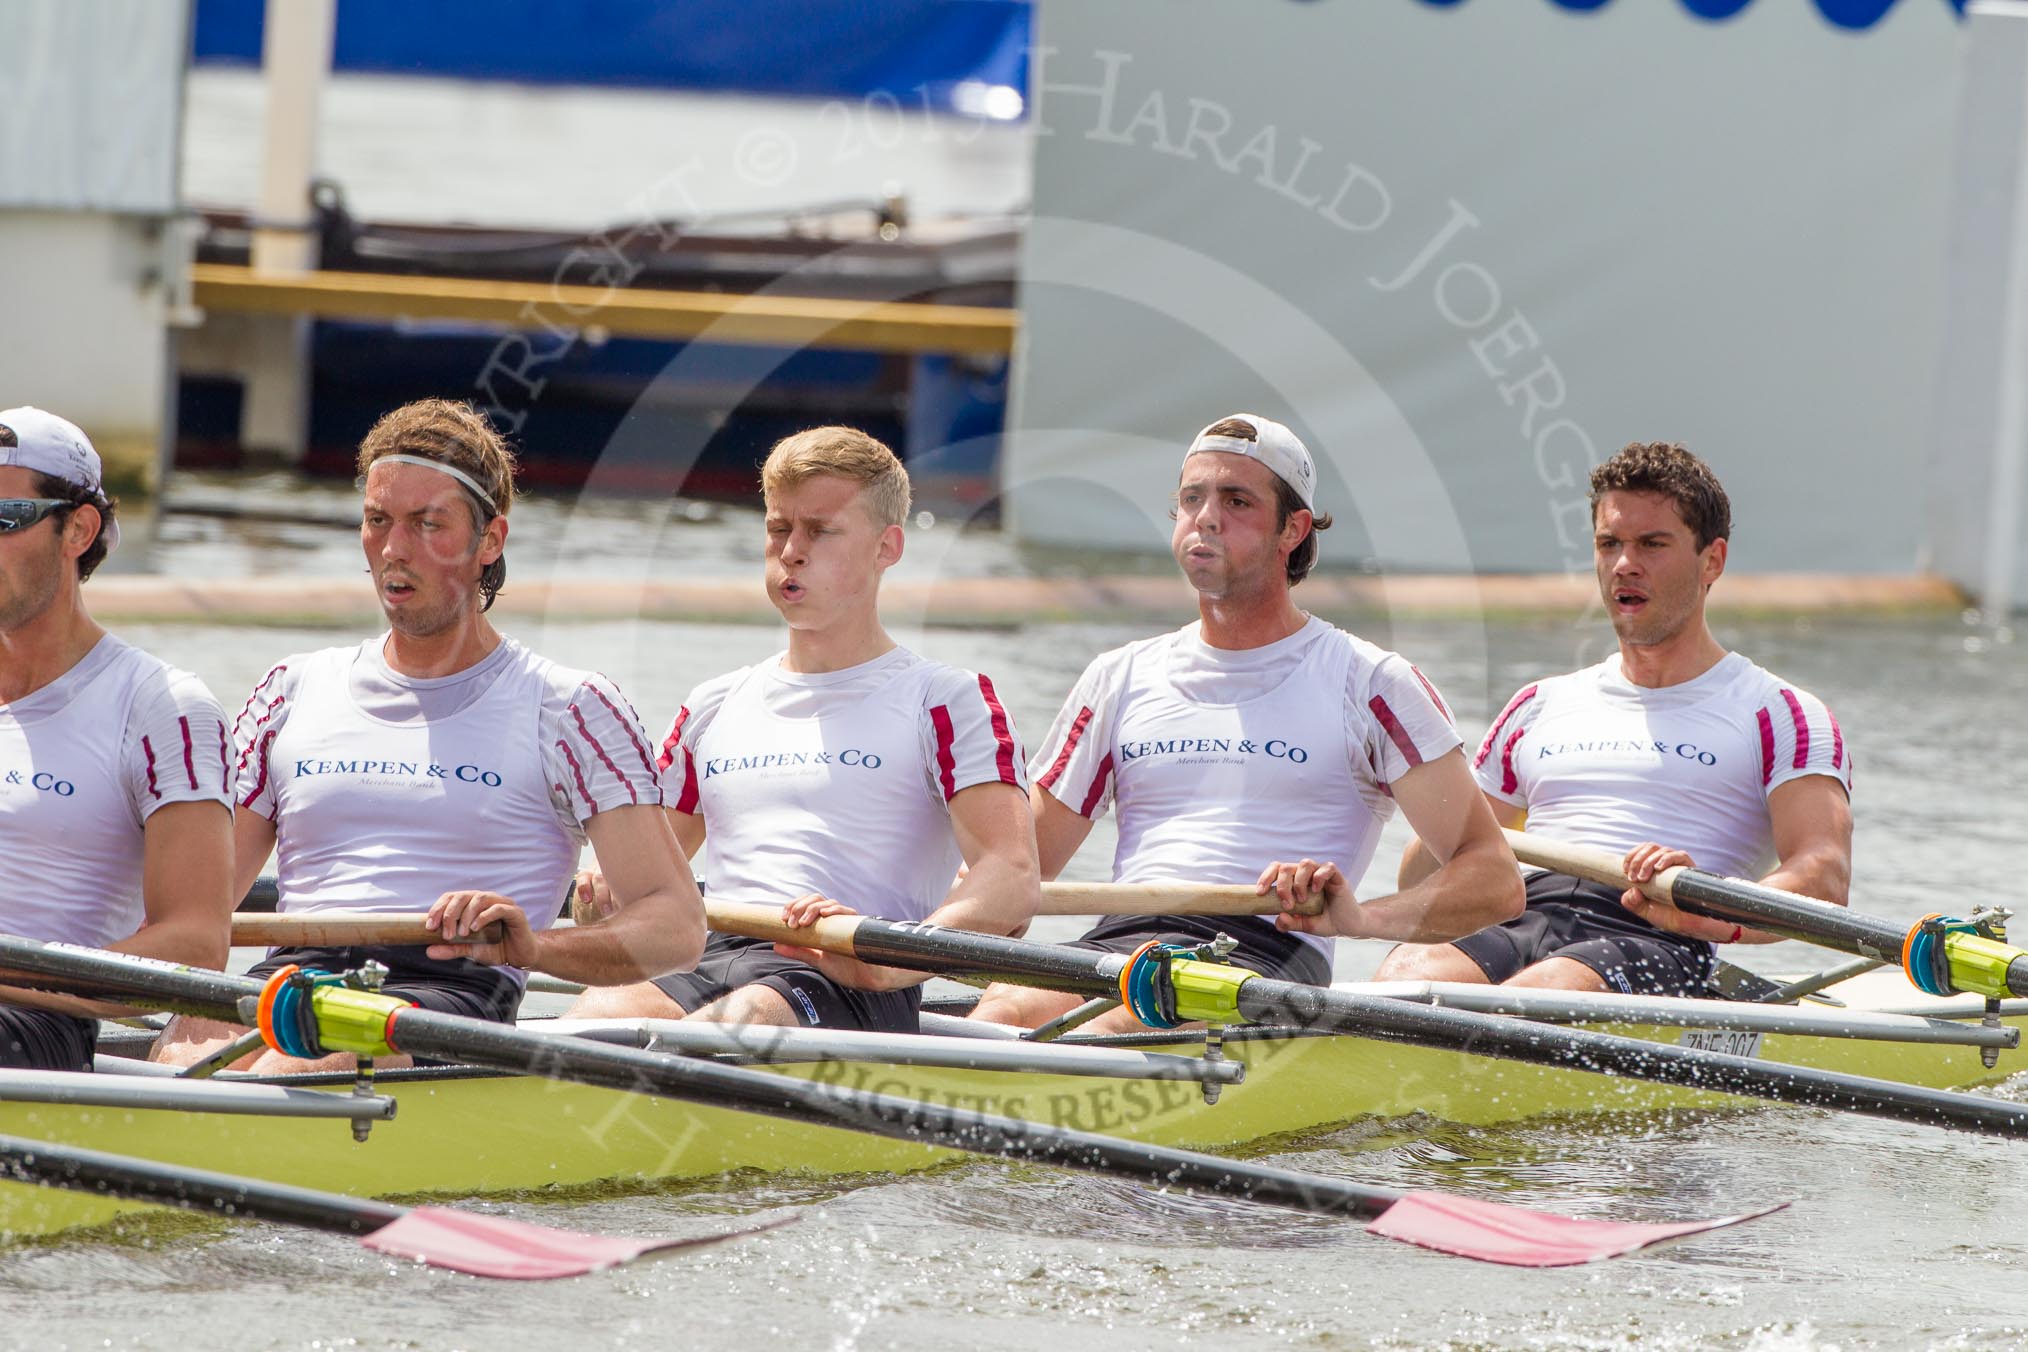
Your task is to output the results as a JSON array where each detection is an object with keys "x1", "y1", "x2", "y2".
[
  {"x1": 1391, "y1": 441, "x2": 1855, "y2": 995},
  {"x1": 0, "y1": 407, "x2": 233, "y2": 1070},
  {"x1": 152, "y1": 399, "x2": 703, "y2": 1073},
  {"x1": 969, "y1": 415, "x2": 1524, "y2": 1034},
  {"x1": 566, "y1": 425, "x2": 1040, "y2": 1032}
]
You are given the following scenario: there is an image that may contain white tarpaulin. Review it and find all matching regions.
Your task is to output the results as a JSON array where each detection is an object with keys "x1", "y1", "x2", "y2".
[{"x1": 1004, "y1": 1, "x2": 1966, "y2": 578}]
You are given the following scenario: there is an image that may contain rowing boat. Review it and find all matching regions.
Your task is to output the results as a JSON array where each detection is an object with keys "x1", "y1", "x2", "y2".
[{"x1": 5, "y1": 967, "x2": 2021, "y2": 1242}]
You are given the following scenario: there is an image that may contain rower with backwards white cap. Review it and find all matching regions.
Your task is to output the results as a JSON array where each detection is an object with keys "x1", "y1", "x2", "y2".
[
  {"x1": 969, "y1": 414, "x2": 1524, "y2": 1033},
  {"x1": 0, "y1": 406, "x2": 235, "y2": 1070}
]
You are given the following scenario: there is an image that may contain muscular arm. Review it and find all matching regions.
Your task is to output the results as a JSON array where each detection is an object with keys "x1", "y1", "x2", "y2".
[
  {"x1": 433, "y1": 805, "x2": 707, "y2": 983},
  {"x1": 1278, "y1": 751, "x2": 1524, "y2": 942},
  {"x1": 1400, "y1": 793, "x2": 1525, "y2": 890},
  {"x1": 110, "y1": 800, "x2": 235, "y2": 970},
  {"x1": 1031, "y1": 784, "x2": 1094, "y2": 881}
]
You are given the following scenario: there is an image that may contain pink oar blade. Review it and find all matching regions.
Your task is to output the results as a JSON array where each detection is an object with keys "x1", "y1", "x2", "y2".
[
  {"x1": 360, "y1": 1206, "x2": 796, "y2": 1280},
  {"x1": 1365, "y1": 1192, "x2": 1788, "y2": 1268}
]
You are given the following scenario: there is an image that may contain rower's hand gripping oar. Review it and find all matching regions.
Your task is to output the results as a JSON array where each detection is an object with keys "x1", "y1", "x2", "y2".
[
  {"x1": 0, "y1": 1131, "x2": 789, "y2": 1279},
  {"x1": 1502, "y1": 829, "x2": 2028, "y2": 1001},
  {"x1": 0, "y1": 934, "x2": 1771, "y2": 1268}
]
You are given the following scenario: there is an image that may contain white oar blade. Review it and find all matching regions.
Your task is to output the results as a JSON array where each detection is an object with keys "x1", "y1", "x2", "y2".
[
  {"x1": 1365, "y1": 1193, "x2": 1788, "y2": 1268},
  {"x1": 361, "y1": 1207, "x2": 794, "y2": 1280}
]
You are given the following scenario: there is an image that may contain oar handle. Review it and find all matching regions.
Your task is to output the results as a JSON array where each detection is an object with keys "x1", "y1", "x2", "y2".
[
  {"x1": 1042, "y1": 881, "x2": 1294, "y2": 916},
  {"x1": 705, "y1": 900, "x2": 865, "y2": 954},
  {"x1": 1500, "y1": 831, "x2": 1670, "y2": 901},
  {"x1": 230, "y1": 914, "x2": 504, "y2": 948}
]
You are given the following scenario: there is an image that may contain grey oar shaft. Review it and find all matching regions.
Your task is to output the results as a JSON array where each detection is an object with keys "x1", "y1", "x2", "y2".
[
  {"x1": 0, "y1": 1069, "x2": 396, "y2": 1120},
  {"x1": 553, "y1": 1018, "x2": 1243, "y2": 1084}
]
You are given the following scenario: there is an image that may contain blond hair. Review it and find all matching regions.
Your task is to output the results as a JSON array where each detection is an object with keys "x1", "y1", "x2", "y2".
[{"x1": 760, "y1": 426, "x2": 911, "y2": 528}]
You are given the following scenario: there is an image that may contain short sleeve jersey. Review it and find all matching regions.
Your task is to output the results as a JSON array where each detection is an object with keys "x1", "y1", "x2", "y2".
[
  {"x1": 1027, "y1": 617, "x2": 1461, "y2": 956},
  {"x1": 0, "y1": 636, "x2": 231, "y2": 946},
  {"x1": 1472, "y1": 651, "x2": 1852, "y2": 881},
  {"x1": 233, "y1": 637, "x2": 659, "y2": 927},
  {"x1": 656, "y1": 646, "x2": 1025, "y2": 923}
]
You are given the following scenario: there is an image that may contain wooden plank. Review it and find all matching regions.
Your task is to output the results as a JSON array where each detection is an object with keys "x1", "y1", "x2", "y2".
[{"x1": 189, "y1": 262, "x2": 1019, "y2": 356}]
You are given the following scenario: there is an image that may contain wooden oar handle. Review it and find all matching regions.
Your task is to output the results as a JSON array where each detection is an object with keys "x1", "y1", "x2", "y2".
[
  {"x1": 1041, "y1": 881, "x2": 1297, "y2": 916},
  {"x1": 705, "y1": 900, "x2": 863, "y2": 954},
  {"x1": 230, "y1": 914, "x2": 504, "y2": 948},
  {"x1": 1500, "y1": 830, "x2": 1682, "y2": 903}
]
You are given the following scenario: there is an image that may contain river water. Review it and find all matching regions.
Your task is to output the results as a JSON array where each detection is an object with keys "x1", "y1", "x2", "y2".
[{"x1": 4, "y1": 485, "x2": 2026, "y2": 1350}]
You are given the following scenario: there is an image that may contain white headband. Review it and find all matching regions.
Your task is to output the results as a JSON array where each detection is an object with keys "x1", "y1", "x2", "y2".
[{"x1": 373, "y1": 454, "x2": 499, "y2": 513}]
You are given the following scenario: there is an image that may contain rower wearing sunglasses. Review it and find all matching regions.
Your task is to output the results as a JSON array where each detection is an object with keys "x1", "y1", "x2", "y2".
[{"x1": 0, "y1": 407, "x2": 235, "y2": 1070}]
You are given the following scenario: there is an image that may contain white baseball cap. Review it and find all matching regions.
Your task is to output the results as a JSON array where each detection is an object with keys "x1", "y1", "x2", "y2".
[
  {"x1": 0, "y1": 406, "x2": 120, "y2": 551},
  {"x1": 1183, "y1": 413, "x2": 1316, "y2": 510}
]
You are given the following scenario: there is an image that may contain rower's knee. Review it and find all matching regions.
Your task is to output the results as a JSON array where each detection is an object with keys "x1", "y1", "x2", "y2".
[
  {"x1": 685, "y1": 984, "x2": 798, "y2": 1027},
  {"x1": 967, "y1": 983, "x2": 1078, "y2": 1028},
  {"x1": 565, "y1": 981, "x2": 686, "y2": 1020},
  {"x1": 147, "y1": 1015, "x2": 260, "y2": 1069},
  {"x1": 1504, "y1": 956, "x2": 1607, "y2": 992},
  {"x1": 1374, "y1": 943, "x2": 1488, "y2": 984}
]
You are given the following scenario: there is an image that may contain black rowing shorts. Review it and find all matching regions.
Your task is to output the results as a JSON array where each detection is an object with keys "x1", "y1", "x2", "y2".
[
  {"x1": 650, "y1": 932, "x2": 922, "y2": 1033},
  {"x1": 1450, "y1": 872, "x2": 1718, "y2": 996},
  {"x1": 1068, "y1": 912, "x2": 1334, "y2": 986},
  {"x1": 246, "y1": 945, "x2": 523, "y2": 1024},
  {"x1": 0, "y1": 1006, "x2": 95, "y2": 1071}
]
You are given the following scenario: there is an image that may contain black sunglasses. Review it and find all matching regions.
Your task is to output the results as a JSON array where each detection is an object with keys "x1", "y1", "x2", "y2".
[{"x1": 0, "y1": 499, "x2": 72, "y2": 533}]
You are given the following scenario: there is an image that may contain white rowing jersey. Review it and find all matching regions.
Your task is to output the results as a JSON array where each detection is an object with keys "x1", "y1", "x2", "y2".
[
  {"x1": 0, "y1": 635, "x2": 230, "y2": 947},
  {"x1": 233, "y1": 637, "x2": 660, "y2": 933},
  {"x1": 1473, "y1": 651, "x2": 1852, "y2": 882},
  {"x1": 1029, "y1": 617, "x2": 1462, "y2": 956},
  {"x1": 656, "y1": 646, "x2": 1025, "y2": 922}
]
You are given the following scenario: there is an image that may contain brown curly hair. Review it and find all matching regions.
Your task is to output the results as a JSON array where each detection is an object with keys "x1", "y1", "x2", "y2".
[{"x1": 1589, "y1": 442, "x2": 1731, "y2": 551}]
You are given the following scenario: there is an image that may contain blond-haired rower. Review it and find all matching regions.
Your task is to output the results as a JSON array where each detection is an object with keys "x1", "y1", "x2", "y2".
[
  {"x1": 154, "y1": 400, "x2": 703, "y2": 1072},
  {"x1": 568, "y1": 426, "x2": 1040, "y2": 1030}
]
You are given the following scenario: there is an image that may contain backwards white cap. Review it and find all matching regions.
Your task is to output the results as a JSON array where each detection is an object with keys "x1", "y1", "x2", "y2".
[
  {"x1": 0, "y1": 406, "x2": 120, "y2": 552},
  {"x1": 1183, "y1": 413, "x2": 1316, "y2": 510}
]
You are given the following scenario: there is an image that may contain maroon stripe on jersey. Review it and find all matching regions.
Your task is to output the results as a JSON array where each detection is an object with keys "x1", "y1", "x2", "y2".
[
  {"x1": 569, "y1": 702, "x2": 638, "y2": 805},
  {"x1": 657, "y1": 707, "x2": 690, "y2": 773},
  {"x1": 587, "y1": 681, "x2": 658, "y2": 783},
  {"x1": 1780, "y1": 689, "x2": 1811, "y2": 770},
  {"x1": 1757, "y1": 708, "x2": 1776, "y2": 786},
  {"x1": 1828, "y1": 709, "x2": 1845, "y2": 771},
  {"x1": 1038, "y1": 706, "x2": 1094, "y2": 791},
  {"x1": 179, "y1": 717, "x2": 197, "y2": 790},
  {"x1": 1476, "y1": 684, "x2": 1538, "y2": 770},
  {"x1": 234, "y1": 694, "x2": 286, "y2": 773},
  {"x1": 140, "y1": 736, "x2": 162, "y2": 800},
  {"x1": 555, "y1": 738, "x2": 596, "y2": 815},
  {"x1": 1498, "y1": 723, "x2": 1527, "y2": 797},
  {"x1": 1409, "y1": 665, "x2": 1452, "y2": 722},
  {"x1": 239, "y1": 729, "x2": 278, "y2": 812},
  {"x1": 673, "y1": 751, "x2": 701, "y2": 815},
  {"x1": 216, "y1": 721, "x2": 229, "y2": 788},
  {"x1": 1369, "y1": 695, "x2": 1424, "y2": 770},
  {"x1": 1078, "y1": 752, "x2": 1115, "y2": 818},
  {"x1": 930, "y1": 705, "x2": 959, "y2": 801},
  {"x1": 977, "y1": 674, "x2": 1018, "y2": 785}
]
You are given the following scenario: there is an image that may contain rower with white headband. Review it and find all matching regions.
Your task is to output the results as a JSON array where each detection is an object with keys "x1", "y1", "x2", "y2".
[
  {"x1": 0, "y1": 406, "x2": 234, "y2": 1070},
  {"x1": 152, "y1": 399, "x2": 706, "y2": 1073}
]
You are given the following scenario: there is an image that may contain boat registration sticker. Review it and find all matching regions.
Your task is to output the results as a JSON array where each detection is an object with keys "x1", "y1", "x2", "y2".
[{"x1": 1679, "y1": 1028, "x2": 1764, "y2": 1058}]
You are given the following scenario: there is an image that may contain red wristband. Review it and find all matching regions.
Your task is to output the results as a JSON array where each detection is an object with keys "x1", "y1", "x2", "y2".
[{"x1": 1726, "y1": 924, "x2": 1744, "y2": 943}]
